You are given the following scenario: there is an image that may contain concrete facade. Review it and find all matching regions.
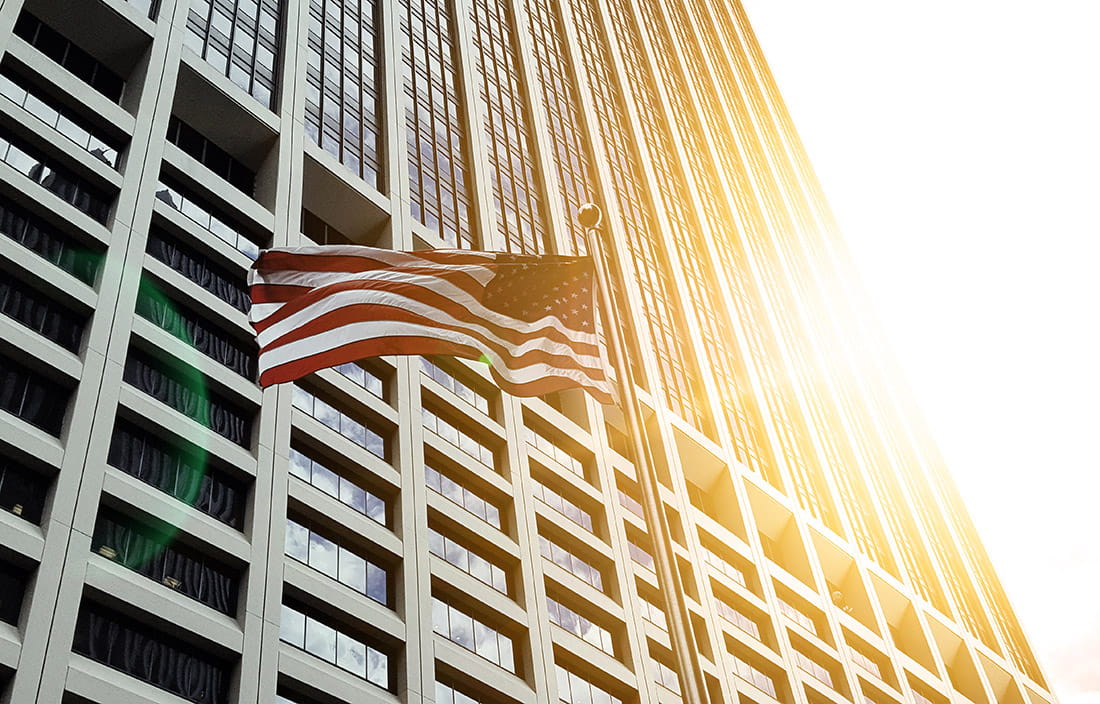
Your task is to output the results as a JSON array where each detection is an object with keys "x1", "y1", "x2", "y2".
[{"x1": 0, "y1": 1, "x2": 1055, "y2": 704}]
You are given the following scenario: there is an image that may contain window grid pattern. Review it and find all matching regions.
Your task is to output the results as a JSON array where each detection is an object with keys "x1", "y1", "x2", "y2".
[
  {"x1": 334, "y1": 361, "x2": 385, "y2": 398},
  {"x1": 538, "y1": 535, "x2": 603, "y2": 591},
  {"x1": 13, "y1": 13, "x2": 125, "y2": 102},
  {"x1": 93, "y1": 509, "x2": 239, "y2": 615},
  {"x1": 674, "y1": 0, "x2": 852, "y2": 536},
  {"x1": 522, "y1": 0, "x2": 594, "y2": 255},
  {"x1": 422, "y1": 407, "x2": 495, "y2": 469},
  {"x1": 651, "y1": 657, "x2": 681, "y2": 694},
  {"x1": 637, "y1": 595, "x2": 666, "y2": 631},
  {"x1": 530, "y1": 478, "x2": 593, "y2": 532},
  {"x1": 0, "y1": 197, "x2": 104, "y2": 285},
  {"x1": 546, "y1": 596, "x2": 613, "y2": 655},
  {"x1": 556, "y1": 665, "x2": 623, "y2": 704},
  {"x1": 714, "y1": 599, "x2": 758, "y2": 639},
  {"x1": 293, "y1": 384, "x2": 386, "y2": 459},
  {"x1": 651, "y1": 0, "x2": 840, "y2": 523},
  {"x1": 425, "y1": 463, "x2": 502, "y2": 528},
  {"x1": 0, "y1": 130, "x2": 113, "y2": 224},
  {"x1": 431, "y1": 597, "x2": 515, "y2": 672},
  {"x1": 525, "y1": 426, "x2": 584, "y2": 478},
  {"x1": 402, "y1": 0, "x2": 475, "y2": 247},
  {"x1": 612, "y1": 1, "x2": 777, "y2": 463},
  {"x1": 566, "y1": 0, "x2": 706, "y2": 431},
  {"x1": 155, "y1": 180, "x2": 265, "y2": 260},
  {"x1": 304, "y1": 0, "x2": 382, "y2": 187},
  {"x1": 627, "y1": 540, "x2": 655, "y2": 572},
  {"x1": 469, "y1": 0, "x2": 548, "y2": 253},
  {"x1": 279, "y1": 603, "x2": 389, "y2": 688},
  {"x1": 731, "y1": 656, "x2": 776, "y2": 698},
  {"x1": 0, "y1": 69, "x2": 121, "y2": 168},
  {"x1": 427, "y1": 527, "x2": 507, "y2": 594},
  {"x1": 793, "y1": 650, "x2": 833, "y2": 687},
  {"x1": 701, "y1": 547, "x2": 747, "y2": 588},
  {"x1": 421, "y1": 358, "x2": 491, "y2": 415},
  {"x1": 284, "y1": 517, "x2": 388, "y2": 604},
  {"x1": 184, "y1": 0, "x2": 282, "y2": 109},
  {"x1": 289, "y1": 446, "x2": 386, "y2": 524},
  {"x1": 0, "y1": 274, "x2": 85, "y2": 352},
  {"x1": 1, "y1": 354, "x2": 70, "y2": 436}
]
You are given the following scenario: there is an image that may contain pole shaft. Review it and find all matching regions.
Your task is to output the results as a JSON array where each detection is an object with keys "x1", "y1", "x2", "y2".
[{"x1": 584, "y1": 226, "x2": 706, "y2": 704}]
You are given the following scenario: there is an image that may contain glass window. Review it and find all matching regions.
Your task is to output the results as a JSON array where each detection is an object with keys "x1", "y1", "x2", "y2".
[
  {"x1": 285, "y1": 517, "x2": 388, "y2": 606},
  {"x1": 432, "y1": 598, "x2": 514, "y2": 672}
]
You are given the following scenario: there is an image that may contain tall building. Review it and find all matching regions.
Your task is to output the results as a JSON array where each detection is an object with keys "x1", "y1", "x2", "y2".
[{"x1": 0, "y1": 0, "x2": 1055, "y2": 704}]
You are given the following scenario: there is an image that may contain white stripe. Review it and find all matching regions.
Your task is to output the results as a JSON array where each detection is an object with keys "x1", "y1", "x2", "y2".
[
  {"x1": 249, "y1": 262, "x2": 496, "y2": 301},
  {"x1": 253, "y1": 270, "x2": 597, "y2": 347},
  {"x1": 249, "y1": 247, "x2": 497, "y2": 286},
  {"x1": 258, "y1": 290, "x2": 604, "y2": 369},
  {"x1": 261, "y1": 320, "x2": 610, "y2": 390}
]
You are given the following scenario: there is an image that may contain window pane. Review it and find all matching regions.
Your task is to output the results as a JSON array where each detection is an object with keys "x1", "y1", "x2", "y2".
[
  {"x1": 474, "y1": 620, "x2": 499, "y2": 663},
  {"x1": 309, "y1": 531, "x2": 338, "y2": 576},
  {"x1": 450, "y1": 610, "x2": 473, "y2": 648},
  {"x1": 338, "y1": 548, "x2": 367, "y2": 593},
  {"x1": 367, "y1": 563, "x2": 387, "y2": 604},
  {"x1": 305, "y1": 617, "x2": 336, "y2": 662},
  {"x1": 367, "y1": 647, "x2": 388, "y2": 688},
  {"x1": 337, "y1": 632, "x2": 368, "y2": 678},
  {"x1": 279, "y1": 605, "x2": 305, "y2": 647},
  {"x1": 285, "y1": 520, "x2": 309, "y2": 562}
]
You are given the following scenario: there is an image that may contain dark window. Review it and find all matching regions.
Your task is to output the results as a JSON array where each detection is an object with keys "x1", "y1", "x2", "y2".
[
  {"x1": 469, "y1": 0, "x2": 549, "y2": 254},
  {"x1": 92, "y1": 507, "x2": 240, "y2": 615},
  {"x1": 301, "y1": 209, "x2": 352, "y2": 245},
  {"x1": 154, "y1": 179, "x2": 266, "y2": 260},
  {"x1": 0, "y1": 67, "x2": 123, "y2": 168},
  {"x1": 146, "y1": 227, "x2": 249, "y2": 312},
  {"x1": 402, "y1": 0, "x2": 476, "y2": 246},
  {"x1": 122, "y1": 348, "x2": 253, "y2": 447},
  {"x1": 0, "y1": 129, "x2": 113, "y2": 223},
  {"x1": 107, "y1": 420, "x2": 247, "y2": 529},
  {"x1": 12, "y1": 12, "x2": 125, "y2": 103},
  {"x1": 0, "y1": 275, "x2": 86, "y2": 351},
  {"x1": 0, "y1": 353, "x2": 70, "y2": 436},
  {"x1": 136, "y1": 278, "x2": 256, "y2": 379},
  {"x1": 0, "y1": 562, "x2": 27, "y2": 625},
  {"x1": 303, "y1": 0, "x2": 382, "y2": 188},
  {"x1": 165, "y1": 117, "x2": 255, "y2": 195},
  {"x1": 0, "y1": 456, "x2": 49, "y2": 524},
  {"x1": 73, "y1": 602, "x2": 231, "y2": 704},
  {"x1": 0, "y1": 195, "x2": 103, "y2": 284},
  {"x1": 183, "y1": 0, "x2": 283, "y2": 109}
]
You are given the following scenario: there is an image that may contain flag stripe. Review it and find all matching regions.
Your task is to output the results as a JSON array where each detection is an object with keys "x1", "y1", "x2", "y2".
[
  {"x1": 249, "y1": 245, "x2": 612, "y2": 401},
  {"x1": 260, "y1": 335, "x2": 611, "y2": 402},
  {"x1": 253, "y1": 274, "x2": 597, "y2": 349},
  {"x1": 259, "y1": 317, "x2": 606, "y2": 381}
]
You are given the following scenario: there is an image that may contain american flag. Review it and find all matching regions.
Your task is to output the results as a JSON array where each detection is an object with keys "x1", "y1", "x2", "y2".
[{"x1": 249, "y1": 245, "x2": 612, "y2": 402}]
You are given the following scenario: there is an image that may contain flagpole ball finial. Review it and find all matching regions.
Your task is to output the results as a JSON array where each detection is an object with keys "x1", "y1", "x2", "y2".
[{"x1": 578, "y1": 203, "x2": 603, "y2": 229}]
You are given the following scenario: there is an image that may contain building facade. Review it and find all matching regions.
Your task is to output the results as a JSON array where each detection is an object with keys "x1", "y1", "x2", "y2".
[{"x1": 0, "y1": 0, "x2": 1055, "y2": 704}]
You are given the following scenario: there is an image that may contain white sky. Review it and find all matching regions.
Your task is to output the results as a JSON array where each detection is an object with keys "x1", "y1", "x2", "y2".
[{"x1": 736, "y1": 0, "x2": 1100, "y2": 701}]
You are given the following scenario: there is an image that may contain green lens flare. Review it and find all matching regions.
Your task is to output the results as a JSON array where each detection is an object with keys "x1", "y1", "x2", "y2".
[{"x1": 127, "y1": 276, "x2": 212, "y2": 566}]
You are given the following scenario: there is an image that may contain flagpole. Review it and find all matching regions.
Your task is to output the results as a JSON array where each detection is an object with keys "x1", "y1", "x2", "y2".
[{"x1": 579, "y1": 204, "x2": 706, "y2": 704}]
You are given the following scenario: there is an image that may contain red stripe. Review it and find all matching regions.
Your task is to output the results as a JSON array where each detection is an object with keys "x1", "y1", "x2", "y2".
[
  {"x1": 261, "y1": 307, "x2": 604, "y2": 376},
  {"x1": 251, "y1": 265, "x2": 490, "y2": 307},
  {"x1": 255, "y1": 249, "x2": 500, "y2": 277},
  {"x1": 250, "y1": 283, "x2": 312, "y2": 304},
  {"x1": 252, "y1": 279, "x2": 591, "y2": 350},
  {"x1": 261, "y1": 335, "x2": 609, "y2": 402}
]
